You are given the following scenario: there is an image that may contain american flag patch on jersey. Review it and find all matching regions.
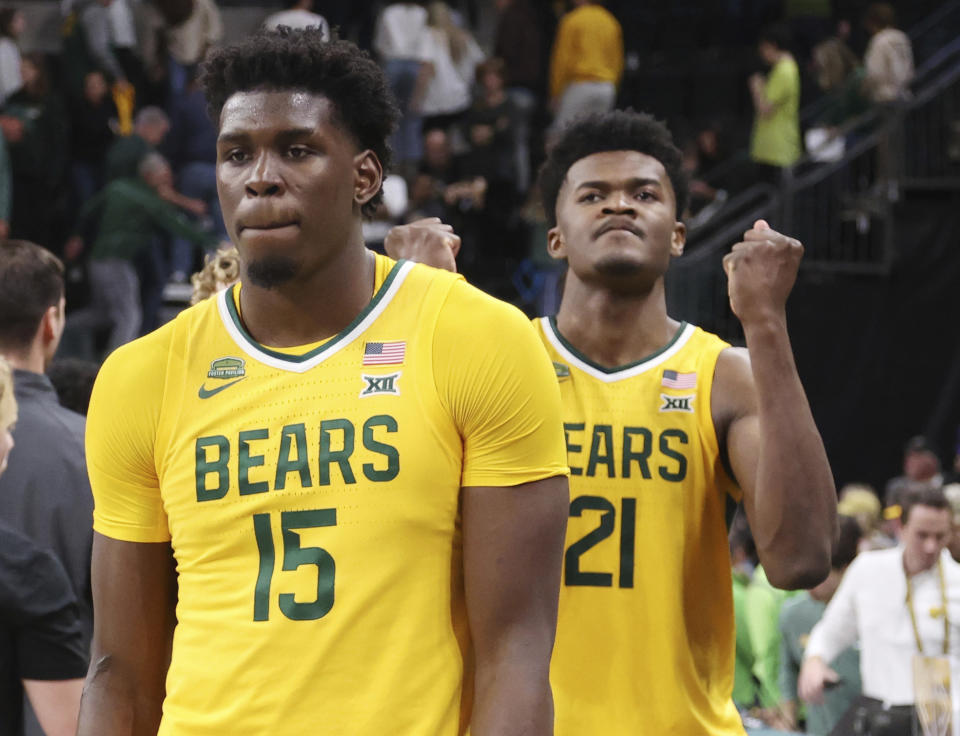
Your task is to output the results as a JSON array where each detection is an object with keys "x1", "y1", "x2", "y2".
[
  {"x1": 363, "y1": 341, "x2": 406, "y2": 365},
  {"x1": 662, "y1": 370, "x2": 696, "y2": 389}
]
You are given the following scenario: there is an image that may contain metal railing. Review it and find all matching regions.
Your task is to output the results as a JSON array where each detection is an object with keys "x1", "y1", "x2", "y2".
[{"x1": 673, "y1": 42, "x2": 960, "y2": 341}]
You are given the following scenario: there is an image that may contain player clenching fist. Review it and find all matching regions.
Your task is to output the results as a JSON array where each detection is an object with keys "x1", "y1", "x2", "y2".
[{"x1": 723, "y1": 219, "x2": 804, "y2": 327}]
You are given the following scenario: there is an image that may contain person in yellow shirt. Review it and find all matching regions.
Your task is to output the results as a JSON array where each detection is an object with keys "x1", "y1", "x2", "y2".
[
  {"x1": 76, "y1": 29, "x2": 570, "y2": 736},
  {"x1": 389, "y1": 109, "x2": 837, "y2": 734},
  {"x1": 749, "y1": 24, "x2": 802, "y2": 174},
  {"x1": 549, "y1": 0, "x2": 623, "y2": 133}
]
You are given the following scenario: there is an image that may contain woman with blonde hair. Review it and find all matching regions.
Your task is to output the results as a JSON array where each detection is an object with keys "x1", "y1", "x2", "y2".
[{"x1": 419, "y1": 1, "x2": 484, "y2": 131}]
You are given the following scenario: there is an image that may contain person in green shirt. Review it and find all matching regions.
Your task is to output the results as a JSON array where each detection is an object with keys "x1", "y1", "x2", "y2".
[
  {"x1": 749, "y1": 24, "x2": 802, "y2": 174},
  {"x1": 776, "y1": 516, "x2": 863, "y2": 735},
  {"x1": 66, "y1": 153, "x2": 216, "y2": 357}
]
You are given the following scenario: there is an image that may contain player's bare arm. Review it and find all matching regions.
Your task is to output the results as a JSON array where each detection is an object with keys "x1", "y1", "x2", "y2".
[
  {"x1": 384, "y1": 217, "x2": 461, "y2": 271},
  {"x1": 712, "y1": 220, "x2": 837, "y2": 589},
  {"x1": 77, "y1": 535, "x2": 177, "y2": 736},
  {"x1": 463, "y1": 476, "x2": 569, "y2": 736}
]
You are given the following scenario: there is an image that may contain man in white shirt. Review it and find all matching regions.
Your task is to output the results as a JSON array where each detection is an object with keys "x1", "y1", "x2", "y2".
[
  {"x1": 263, "y1": 0, "x2": 330, "y2": 39},
  {"x1": 800, "y1": 488, "x2": 960, "y2": 735}
]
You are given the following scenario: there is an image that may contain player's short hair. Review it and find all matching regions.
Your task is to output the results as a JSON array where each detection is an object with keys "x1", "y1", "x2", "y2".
[
  {"x1": 0, "y1": 240, "x2": 64, "y2": 351},
  {"x1": 0, "y1": 355, "x2": 15, "y2": 432},
  {"x1": 201, "y1": 28, "x2": 399, "y2": 216},
  {"x1": 538, "y1": 110, "x2": 689, "y2": 228},
  {"x1": 901, "y1": 487, "x2": 951, "y2": 526},
  {"x1": 832, "y1": 515, "x2": 862, "y2": 570}
]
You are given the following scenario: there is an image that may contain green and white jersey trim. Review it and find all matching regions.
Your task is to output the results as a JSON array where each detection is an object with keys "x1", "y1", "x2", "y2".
[
  {"x1": 217, "y1": 259, "x2": 415, "y2": 373},
  {"x1": 540, "y1": 316, "x2": 695, "y2": 383}
]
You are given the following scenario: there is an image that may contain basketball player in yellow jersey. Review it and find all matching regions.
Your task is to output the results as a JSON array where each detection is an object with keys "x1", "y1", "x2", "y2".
[
  {"x1": 77, "y1": 31, "x2": 570, "y2": 736},
  {"x1": 389, "y1": 109, "x2": 838, "y2": 734}
]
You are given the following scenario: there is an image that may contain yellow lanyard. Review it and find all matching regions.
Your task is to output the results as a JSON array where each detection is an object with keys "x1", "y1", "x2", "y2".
[{"x1": 906, "y1": 558, "x2": 950, "y2": 656}]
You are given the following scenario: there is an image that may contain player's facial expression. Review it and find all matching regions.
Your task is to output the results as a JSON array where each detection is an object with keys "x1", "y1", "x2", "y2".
[
  {"x1": 216, "y1": 90, "x2": 376, "y2": 288},
  {"x1": 548, "y1": 151, "x2": 685, "y2": 287},
  {"x1": 902, "y1": 505, "x2": 952, "y2": 573}
]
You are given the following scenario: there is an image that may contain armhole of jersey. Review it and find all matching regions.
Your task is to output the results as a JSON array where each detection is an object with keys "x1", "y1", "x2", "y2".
[{"x1": 700, "y1": 337, "x2": 742, "y2": 502}]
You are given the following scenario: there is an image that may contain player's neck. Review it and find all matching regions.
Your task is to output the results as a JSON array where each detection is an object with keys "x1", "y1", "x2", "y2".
[
  {"x1": 554, "y1": 277, "x2": 679, "y2": 369},
  {"x1": 238, "y1": 243, "x2": 375, "y2": 348}
]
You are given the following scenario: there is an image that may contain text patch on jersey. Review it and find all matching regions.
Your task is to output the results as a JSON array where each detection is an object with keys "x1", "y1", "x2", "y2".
[
  {"x1": 360, "y1": 371, "x2": 401, "y2": 398},
  {"x1": 208, "y1": 356, "x2": 246, "y2": 379},
  {"x1": 660, "y1": 393, "x2": 694, "y2": 413}
]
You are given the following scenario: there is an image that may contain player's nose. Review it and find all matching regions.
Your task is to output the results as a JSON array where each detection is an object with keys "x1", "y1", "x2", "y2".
[{"x1": 245, "y1": 151, "x2": 285, "y2": 197}]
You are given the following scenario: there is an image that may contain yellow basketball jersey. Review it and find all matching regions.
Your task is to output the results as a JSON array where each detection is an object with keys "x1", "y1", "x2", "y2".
[
  {"x1": 534, "y1": 316, "x2": 746, "y2": 735},
  {"x1": 86, "y1": 254, "x2": 568, "y2": 735}
]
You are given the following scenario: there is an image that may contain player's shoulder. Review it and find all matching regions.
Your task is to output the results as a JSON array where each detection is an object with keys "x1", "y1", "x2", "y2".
[
  {"x1": 97, "y1": 297, "x2": 218, "y2": 391},
  {"x1": 435, "y1": 272, "x2": 535, "y2": 335}
]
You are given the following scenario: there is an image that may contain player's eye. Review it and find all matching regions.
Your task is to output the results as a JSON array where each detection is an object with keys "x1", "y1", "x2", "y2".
[
  {"x1": 579, "y1": 192, "x2": 602, "y2": 203},
  {"x1": 224, "y1": 149, "x2": 249, "y2": 163},
  {"x1": 636, "y1": 190, "x2": 657, "y2": 201},
  {"x1": 286, "y1": 145, "x2": 312, "y2": 159}
]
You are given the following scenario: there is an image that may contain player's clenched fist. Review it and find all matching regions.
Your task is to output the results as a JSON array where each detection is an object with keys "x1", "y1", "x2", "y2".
[
  {"x1": 384, "y1": 217, "x2": 460, "y2": 273},
  {"x1": 722, "y1": 219, "x2": 803, "y2": 326}
]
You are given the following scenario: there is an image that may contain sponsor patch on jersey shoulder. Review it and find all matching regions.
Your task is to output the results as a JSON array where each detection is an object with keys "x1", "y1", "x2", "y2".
[
  {"x1": 360, "y1": 371, "x2": 401, "y2": 398},
  {"x1": 553, "y1": 362, "x2": 571, "y2": 380},
  {"x1": 659, "y1": 393, "x2": 694, "y2": 412},
  {"x1": 208, "y1": 356, "x2": 245, "y2": 379}
]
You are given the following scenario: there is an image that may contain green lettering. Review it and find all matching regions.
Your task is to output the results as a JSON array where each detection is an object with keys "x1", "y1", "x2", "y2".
[
  {"x1": 362, "y1": 415, "x2": 399, "y2": 482},
  {"x1": 195, "y1": 435, "x2": 230, "y2": 502},
  {"x1": 239, "y1": 428, "x2": 270, "y2": 495},
  {"x1": 658, "y1": 429, "x2": 688, "y2": 482},
  {"x1": 275, "y1": 423, "x2": 312, "y2": 490},
  {"x1": 564, "y1": 422, "x2": 585, "y2": 476},
  {"x1": 622, "y1": 426, "x2": 653, "y2": 479},
  {"x1": 586, "y1": 424, "x2": 615, "y2": 478},
  {"x1": 319, "y1": 419, "x2": 356, "y2": 485}
]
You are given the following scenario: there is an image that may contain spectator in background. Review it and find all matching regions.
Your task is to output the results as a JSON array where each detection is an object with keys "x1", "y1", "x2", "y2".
[
  {"x1": 776, "y1": 515, "x2": 862, "y2": 735},
  {"x1": 67, "y1": 153, "x2": 216, "y2": 354},
  {"x1": 148, "y1": 0, "x2": 223, "y2": 98},
  {"x1": 943, "y1": 483, "x2": 960, "y2": 563},
  {"x1": 0, "y1": 7, "x2": 24, "y2": 104},
  {"x1": 810, "y1": 35, "x2": 870, "y2": 129},
  {"x1": 74, "y1": 0, "x2": 129, "y2": 86},
  {"x1": 748, "y1": 23, "x2": 802, "y2": 178},
  {"x1": 46, "y1": 359, "x2": 100, "y2": 416},
  {"x1": 189, "y1": 244, "x2": 239, "y2": 304},
  {"x1": 800, "y1": 489, "x2": 960, "y2": 735},
  {"x1": 493, "y1": 0, "x2": 541, "y2": 194},
  {"x1": 264, "y1": 0, "x2": 330, "y2": 37},
  {"x1": 70, "y1": 70, "x2": 118, "y2": 206},
  {"x1": 4, "y1": 53, "x2": 71, "y2": 252},
  {"x1": 862, "y1": 2, "x2": 914, "y2": 104},
  {"x1": 374, "y1": 2, "x2": 430, "y2": 171},
  {"x1": 837, "y1": 482, "x2": 896, "y2": 551},
  {"x1": 419, "y1": 2, "x2": 484, "y2": 132},
  {"x1": 548, "y1": 0, "x2": 623, "y2": 135},
  {"x1": 0, "y1": 357, "x2": 87, "y2": 736},
  {"x1": 884, "y1": 435, "x2": 944, "y2": 512},
  {"x1": 0, "y1": 240, "x2": 94, "y2": 652},
  {"x1": 0, "y1": 114, "x2": 19, "y2": 239},
  {"x1": 165, "y1": 69, "x2": 224, "y2": 281}
]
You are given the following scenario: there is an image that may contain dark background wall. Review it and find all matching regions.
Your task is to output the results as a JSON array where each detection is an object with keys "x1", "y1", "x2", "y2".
[{"x1": 788, "y1": 190, "x2": 960, "y2": 491}]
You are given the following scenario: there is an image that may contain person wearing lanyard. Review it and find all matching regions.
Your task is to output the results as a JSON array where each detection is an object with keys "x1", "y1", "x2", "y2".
[{"x1": 800, "y1": 488, "x2": 960, "y2": 735}]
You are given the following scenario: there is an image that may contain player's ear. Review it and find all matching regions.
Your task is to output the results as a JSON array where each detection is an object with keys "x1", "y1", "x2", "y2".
[
  {"x1": 354, "y1": 150, "x2": 383, "y2": 209},
  {"x1": 546, "y1": 226, "x2": 567, "y2": 261},
  {"x1": 670, "y1": 221, "x2": 686, "y2": 257}
]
